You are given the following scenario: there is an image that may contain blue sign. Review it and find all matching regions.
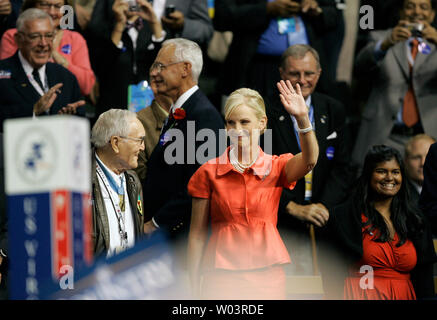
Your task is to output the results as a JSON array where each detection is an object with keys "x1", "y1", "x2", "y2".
[
  {"x1": 8, "y1": 193, "x2": 53, "y2": 299},
  {"x1": 8, "y1": 191, "x2": 92, "y2": 300},
  {"x1": 128, "y1": 81, "x2": 154, "y2": 113},
  {"x1": 42, "y1": 232, "x2": 179, "y2": 300}
]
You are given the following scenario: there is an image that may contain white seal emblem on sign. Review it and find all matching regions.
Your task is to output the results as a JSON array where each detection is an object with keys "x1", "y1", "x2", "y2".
[{"x1": 16, "y1": 126, "x2": 57, "y2": 185}]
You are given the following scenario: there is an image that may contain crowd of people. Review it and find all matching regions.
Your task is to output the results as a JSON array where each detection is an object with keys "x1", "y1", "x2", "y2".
[{"x1": 0, "y1": 0, "x2": 437, "y2": 300}]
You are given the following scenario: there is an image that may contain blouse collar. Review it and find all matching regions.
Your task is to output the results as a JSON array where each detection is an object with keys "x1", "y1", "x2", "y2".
[{"x1": 216, "y1": 146, "x2": 272, "y2": 179}]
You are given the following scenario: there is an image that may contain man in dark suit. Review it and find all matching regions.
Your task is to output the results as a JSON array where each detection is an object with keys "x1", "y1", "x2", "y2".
[
  {"x1": 143, "y1": 38, "x2": 224, "y2": 241},
  {"x1": 404, "y1": 134, "x2": 436, "y2": 201},
  {"x1": 213, "y1": 0, "x2": 342, "y2": 100},
  {"x1": 0, "y1": 8, "x2": 85, "y2": 132},
  {"x1": 266, "y1": 44, "x2": 352, "y2": 273},
  {"x1": 420, "y1": 142, "x2": 437, "y2": 237}
]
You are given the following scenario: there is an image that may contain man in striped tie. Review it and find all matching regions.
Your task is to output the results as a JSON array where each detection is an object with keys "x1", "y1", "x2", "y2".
[
  {"x1": 0, "y1": 8, "x2": 85, "y2": 132},
  {"x1": 352, "y1": 0, "x2": 437, "y2": 170}
]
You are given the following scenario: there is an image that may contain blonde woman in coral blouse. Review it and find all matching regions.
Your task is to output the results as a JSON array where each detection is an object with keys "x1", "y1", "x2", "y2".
[
  {"x1": 0, "y1": 0, "x2": 96, "y2": 96},
  {"x1": 187, "y1": 80, "x2": 319, "y2": 299}
]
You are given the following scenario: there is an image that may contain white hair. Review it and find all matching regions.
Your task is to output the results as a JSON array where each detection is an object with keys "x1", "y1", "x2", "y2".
[
  {"x1": 16, "y1": 8, "x2": 54, "y2": 32},
  {"x1": 91, "y1": 109, "x2": 138, "y2": 148},
  {"x1": 162, "y1": 38, "x2": 203, "y2": 82}
]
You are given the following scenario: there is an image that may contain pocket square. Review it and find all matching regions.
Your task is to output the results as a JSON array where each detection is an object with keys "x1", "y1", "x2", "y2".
[
  {"x1": 147, "y1": 43, "x2": 155, "y2": 50},
  {"x1": 326, "y1": 131, "x2": 337, "y2": 140}
]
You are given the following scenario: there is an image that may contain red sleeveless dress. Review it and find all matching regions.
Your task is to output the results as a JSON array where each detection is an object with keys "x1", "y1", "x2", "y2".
[{"x1": 344, "y1": 214, "x2": 417, "y2": 300}]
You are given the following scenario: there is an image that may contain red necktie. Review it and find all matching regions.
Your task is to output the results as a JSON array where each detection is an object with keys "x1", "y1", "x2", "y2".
[{"x1": 402, "y1": 39, "x2": 420, "y2": 128}]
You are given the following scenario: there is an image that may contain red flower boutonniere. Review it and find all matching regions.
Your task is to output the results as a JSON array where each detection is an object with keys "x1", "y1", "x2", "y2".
[{"x1": 172, "y1": 108, "x2": 186, "y2": 120}]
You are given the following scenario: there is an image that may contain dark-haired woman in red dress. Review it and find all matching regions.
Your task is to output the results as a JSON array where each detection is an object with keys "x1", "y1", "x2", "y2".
[{"x1": 322, "y1": 145, "x2": 436, "y2": 300}]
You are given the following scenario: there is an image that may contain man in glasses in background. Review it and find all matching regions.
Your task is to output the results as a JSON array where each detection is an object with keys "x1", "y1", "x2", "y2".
[
  {"x1": 91, "y1": 108, "x2": 146, "y2": 257},
  {"x1": 0, "y1": 8, "x2": 85, "y2": 132},
  {"x1": 265, "y1": 44, "x2": 352, "y2": 288}
]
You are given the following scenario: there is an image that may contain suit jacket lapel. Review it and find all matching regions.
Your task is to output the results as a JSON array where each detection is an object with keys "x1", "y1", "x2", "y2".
[
  {"x1": 165, "y1": 89, "x2": 199, "y2": 131},
  {"x1": 92, "y1": 155, "x2": 110, "y2": 251},
  {"x1": 125, "y1": 172, "x2": 141, "y2": 237},
  {"x1": 158, "y1": 89, "x2": 199, "y2": 154},
  {"x1": 310, "y1": 94, "x2": 329, "y2": 194},
  {"x1": 392, "y1": 41, "x2": 410, "y2": 80},
  {"x1": 414, "y1": 40, "x2": 435, "y2": 73},
  {"x1": 178, "y1": 88, "x2": 199, "y2": 116},
  {"x1": 312, "y1": 94, "x2": 329, "y2": 153},
  {"x1": 46, "y1": 62, "x2": 60, "y2": 89}
]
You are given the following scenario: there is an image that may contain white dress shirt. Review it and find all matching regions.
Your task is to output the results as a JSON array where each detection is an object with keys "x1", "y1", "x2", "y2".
[{"x1": 18, "y1": 50, "x2": 48, "y2": 96}]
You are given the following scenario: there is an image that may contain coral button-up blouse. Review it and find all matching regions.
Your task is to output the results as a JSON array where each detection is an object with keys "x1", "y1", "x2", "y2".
[{"x1": 188, "y1": 147, "x2": 296, "y2": 271}]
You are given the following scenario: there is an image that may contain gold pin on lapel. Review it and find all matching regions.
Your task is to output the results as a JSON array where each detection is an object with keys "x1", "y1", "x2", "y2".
[{"x1": 21, "y1": 83, "x2": 27, "y2": 87}]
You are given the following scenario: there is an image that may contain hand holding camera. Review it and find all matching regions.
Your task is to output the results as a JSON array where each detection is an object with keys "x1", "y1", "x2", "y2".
[
  {"x1": 421, "y1": 21, "x2": 437, "y2": 45},
  {"x1": 126, "y1": 0, "x2": 139, "y2": 12},
  {"x1": 381, "y1": 20, "x2": 412, "y2": 50},
  {"x1": 301, "y1": 0, "x2": 322, "y2": 16},
  {"x1": 0, "y1": 0, "x2": 12, "y2": 16},
  {"x1": 266, "y1": 0, "x2": 301, "y2": 17},
  {"x1": 135, "y1": 0, "x2": 159, "y2": 24},
  {"x1": 112, "y1": 0, "x2": 129, "y2": 24},
  {"x1": 161, "y1": 5, "x2": 185, "y2": 32},
  {"x1": 406, "y1": 22, "x2": 424, "y2": 38}
]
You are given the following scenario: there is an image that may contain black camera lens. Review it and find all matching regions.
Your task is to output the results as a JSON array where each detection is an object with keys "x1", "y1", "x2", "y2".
[
  {"x1": 165, "y1": 5, "x2": 175, "y2": 17},
  {"x1": 411, "y1": 29, "x2": 422, "y2": 38}
]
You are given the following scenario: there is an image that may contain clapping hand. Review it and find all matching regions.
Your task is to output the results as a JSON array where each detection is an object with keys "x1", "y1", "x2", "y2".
[
  {"x1": 33, "y1": 83, "x2": 63, "y2": 115},
  {"x1": 33, "y1": 83, "x2": 85, "y2": 115},
  {"x1": 277, "y1": 80, "x2": 308, "y2": 118},
  {"x1": 58, "y1": 100, "x2": 86, "y2": 115}
]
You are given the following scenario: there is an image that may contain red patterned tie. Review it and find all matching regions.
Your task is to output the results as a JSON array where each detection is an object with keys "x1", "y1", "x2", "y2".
[{"x1": 402, "y1": 39, "x2": 420, "y2": 128}]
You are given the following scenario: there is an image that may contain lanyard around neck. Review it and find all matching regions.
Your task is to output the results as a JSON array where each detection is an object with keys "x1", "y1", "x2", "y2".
[
  {"x1": 95, "y1": 159, "x2": 128, "y2": 248},
  {"x1": 95, "y1": 156, "x2": 124, "y2": 195}
]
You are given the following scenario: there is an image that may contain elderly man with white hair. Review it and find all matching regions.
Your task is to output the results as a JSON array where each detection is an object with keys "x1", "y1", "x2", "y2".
[
  {"x1": 91, "y1": 109, "x2": 146, "y2": 257},
  {"x1": 144, "y1": 38, "x2": 223, "y2": 241},
  {"x1": 0, "y1": 8, "x2": 85, "y2": 133}
]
